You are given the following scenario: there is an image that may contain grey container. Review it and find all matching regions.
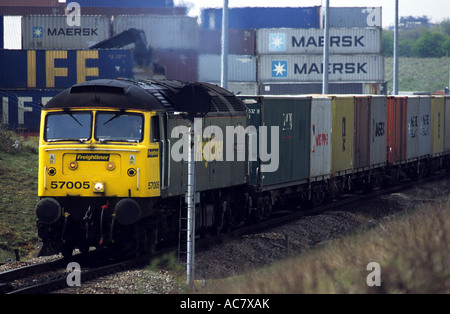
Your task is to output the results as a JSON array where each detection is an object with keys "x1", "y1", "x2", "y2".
[
  {"x1": 199, "y1": 54, "x2": 257, "y2": 82},
  {"x1": 322, "y1": 7, "x2": 382, "y2": 28},
  {"x1": 406, "y1": 96, "x2": 420, "y2": 161},
  {"x1": 445, "y1": 97, "x2": 450, "y2": 152},
  {"x1": 256, "y1": 27, "x2": 382, "y2": 54},
  {"x1": 419, "y1": 96, "x2": 431, "y2": 157},
  {"x1": 370, "y1": 95, "x2": 387, "y2": 167},
  {"x1": 258, "y1": 54, "x2": 384, "y2": 82},
  {"x1": 22, "y1": 15, "x2": 110, "y2": 49},
  {"x1": 113, "y1": 15, "x2": 199, "y2": 50}
]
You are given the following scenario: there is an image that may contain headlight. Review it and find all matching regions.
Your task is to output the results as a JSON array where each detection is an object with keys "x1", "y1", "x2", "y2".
[
  {"x1": 69, "y1": 161, "x2": 78, "y2": 170},
  {"x1": 93, "y1": 181, "x2": 105, "y2": 193}
]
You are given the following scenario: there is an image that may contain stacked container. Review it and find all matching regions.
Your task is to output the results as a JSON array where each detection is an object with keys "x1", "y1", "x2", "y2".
[
  {"x1": 113, "y1": 15, "x2": 199, "y2": 82},
  {"x1": 256, "y1": 7, "x2": 385, "y2": 95}
]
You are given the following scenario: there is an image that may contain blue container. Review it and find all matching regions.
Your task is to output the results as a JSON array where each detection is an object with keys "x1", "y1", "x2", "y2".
[
  {"x1": 74, "y1": 0, "x2": 173, "y2": 8},
  {"x1": 0, "y1": 89, "x2": 62, "y2": 131},
  {"x1": 201, "y1": 7, "x2": 320, "y2": 30},
  {"x1": 0, "y1": 49, "x2": 134, "y2": 89},
  {"x1": 0, "y1": 16, "x2": 3, "y2": 49}
]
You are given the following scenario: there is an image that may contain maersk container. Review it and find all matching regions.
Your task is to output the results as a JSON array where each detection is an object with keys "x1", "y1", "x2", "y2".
[
  {"x1": 0, "y1": 89, "x2": 62, "y2": 132},
  {"x1": 0, "y1": 49, "x2": 133, "y2": 89},
  {"x1": 387, "y1": 96, "x2": 407, "y2": 164},
  {"x1": 113, "y1": 15, "x2": 199, "y2": 50},
  {"x1": 406, "y1": 96, "x2": 420, "y2": 161},
  {"x1": 430, "y1": 96, "x2": 445, "y2": 156},
  {"x1": 258, "y1": 54, "x2": 384, "y2": 82},
  {"x1": 245, "y1": 95, "x2": 311, "y2": 189},
  {"x1": 201, "y1": 7, "x2": 320, "y2": 30},
  {"x1": 370, "y1": 95, "x2": 387, "y2": 167},
  {"x1": 259, "y1": 82, "x2": 385, "y2": 95},
  {"x1": 419, "y1": 96, "x2": 431, "y2": 157},
  {"x1": 198, "y1": 54, "x2": 256, "y2": 82},
  {"x1": 322, "y1": 7, "x2": 382, "y2": 28},
  {"x1": 200, "y1": 29, "x2": 256, "y2": 55},
  {"x1": 354, "y1": 96, "x2": 371, "y2": 170},
  {"x1": 310, "y1": 96, "x2": 332, "y2": 180},
  {"x1": 256, "y1": 28, "x2": 382, "y2": 55},
  {"x1": 22, "y1": 15, "x2": 110, "y2": 49},
  {"x1": 331, "y1": 95, "x2": 354, "y2": 175}
]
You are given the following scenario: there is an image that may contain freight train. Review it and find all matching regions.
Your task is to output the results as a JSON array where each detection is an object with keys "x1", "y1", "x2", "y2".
[{"x1": 35, "y1": 78, "x2": 450, "y2": 257}]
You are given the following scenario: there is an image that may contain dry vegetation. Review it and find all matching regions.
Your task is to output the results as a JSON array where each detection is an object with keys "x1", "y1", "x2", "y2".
[{"x1": 199, "y1": 200, "x2": 450, "y2": 294}]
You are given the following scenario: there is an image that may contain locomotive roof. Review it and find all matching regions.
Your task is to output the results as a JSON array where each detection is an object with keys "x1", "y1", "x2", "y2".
[{"x1": 44, "y1": 78, "x2": 247, "y2": 115}]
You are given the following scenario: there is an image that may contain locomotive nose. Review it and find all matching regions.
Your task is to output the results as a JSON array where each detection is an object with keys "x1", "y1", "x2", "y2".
[{"x1": 36, "y1": 198, "x2": 62, "y2": 224}]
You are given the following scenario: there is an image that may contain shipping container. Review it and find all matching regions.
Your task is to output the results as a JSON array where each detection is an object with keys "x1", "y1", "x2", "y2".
[
  {"x1": 310, "y1": 96, "x2": 332, "y2": 180},
  {"x1": 200, "y1": 29, "x2": 256, "y2": 55},
  {"x1": 0, "y1": 16, "x2": 3, "y2": 49},
  {"x1": 444, "y1": 97, "x2": 450, "y2": 152},
  {"x1": 245, "y1": 95, "x2": 311, "y2": 188},
  {"x1": 152, "y1": 49, "x2": 198, "y2": 82},
  {"x1": 430, "y1": 96, "x2": 445, "y2": 156},
  {"x1": 113, "y1": 15, "x2": 199, "y2": 50},
  {"x1": 0, "y1": 49, "x2": 133, "y2": 89},
  {"x1": 199, "y1": 54, "x2": 256, "y2": 82},
  {"x1": 210, "y1": 82, "x2": 258, "y2": 96},
  {"x1": 387, "y1": 96, "x2": 407, "y2": 164},
  {"x1": 0, "y1": 89, "x2": 62, "y2": 131},
  {"x1": 258, "y1": 54, "x2": 384, "y2": 82},
  {"x1": 354, "y1": 96, "x2": 371, "y2": 170},
  {"x1": 419, "y1": 96, "x2": 431, "y2": 157},
  {"x1": 259, "y1": 82, "x2": 386, "y2": 95},
  {"x1": 370, "y1": 95, "x2": 387, "y2": 167},
  {"x1": 22, "y1": 15, "x2": 111, "y2": 49},
  {"x1": 79, "y1": 7, "x2": 187, "y2": 16},
  {"x1": 0, "y1": 0, "x2": 58, "y2": 6},
  {"x1": 406, "y1": 96, "x2": 420, "y2": 161},
  {"x1": 201, "y1": 7, "x2": 320, "y2": 30},
  {"x1": 257, "y1": 28, "x2": 382, "y2": 54},
  {"x1": 74, "y1": 0, "x2": 174, "y2": 7},
  {"x1": 331, "y1": 95, "x2": 354, "y2": 175},
  {"x1": 322, "y1": 7, "x2": 382, "y2": 28},
  {"x1": 0, "y1": 6, "x2": 65, "y2": 15}
]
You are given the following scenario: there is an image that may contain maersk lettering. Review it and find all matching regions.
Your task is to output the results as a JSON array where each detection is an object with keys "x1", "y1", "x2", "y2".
[
  {"x1": 47, "y1": 28, "x2": 98, "y2": 37},
  {"x1": 294, "y1": 62, "x2": 367, "y2": 75},
  {"x1": 291, "y1": 35, "x2": 365, "y2": 48}
]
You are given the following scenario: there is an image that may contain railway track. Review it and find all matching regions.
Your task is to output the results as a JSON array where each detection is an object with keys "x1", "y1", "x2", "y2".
[{"x1": 1, "y1": 171, "x2": 447, "y2": 294}]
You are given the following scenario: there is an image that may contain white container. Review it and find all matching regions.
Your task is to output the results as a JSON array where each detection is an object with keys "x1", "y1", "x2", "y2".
[
  {"x1": 113, "y1": 15, "x2": 199, "y2": 50},
  {"x1": 22, "y1": 15, "x2": 110, "y2": 49},
  {"x1": 310, "y1": 96, "x2": 332, "y2": 180},
  {"x1": 199, "y1": 54, "x2": 256, "y2": 82},
  {"x1": 257, "y1": 28, "x2": 382, "y2": 54},
  {"x1": 258, "y1": 54, "x2": 384, "y2": 82}
]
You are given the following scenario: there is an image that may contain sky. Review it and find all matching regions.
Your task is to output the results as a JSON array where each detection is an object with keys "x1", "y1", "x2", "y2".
[{"x1": 174, "y1": 0, "x2": 450, "y2": 27}]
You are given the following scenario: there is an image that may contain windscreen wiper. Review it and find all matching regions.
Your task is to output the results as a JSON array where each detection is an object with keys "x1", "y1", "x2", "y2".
[
  {"x1": 64, "y1": 109, "x2": 83, "y2": 127},
  {"x1": 103, "y1": 110, "x2": 125, "y2": 125}
]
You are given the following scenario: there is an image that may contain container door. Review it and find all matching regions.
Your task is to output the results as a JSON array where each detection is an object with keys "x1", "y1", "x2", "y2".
[
  {"x1": 370, "y1": 96, "x2": 387, "y2": 167},
  {"x1": 310, "y1": 97, "x2": 332, "y2": 179},
  {"x1": 354, "y1": 96, "x2": 370, "y2": 170},
  {"x1": 419, "y1": 96, "x2": 431, "y2": 158}
]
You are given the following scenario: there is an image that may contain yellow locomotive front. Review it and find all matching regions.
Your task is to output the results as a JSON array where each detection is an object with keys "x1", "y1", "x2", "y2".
[{"x1": 35, "y1": 79, "x2": 165, "y2": 257}]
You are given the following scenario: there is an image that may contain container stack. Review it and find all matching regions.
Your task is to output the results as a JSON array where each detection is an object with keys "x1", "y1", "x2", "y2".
[{"x1": 199, "y1": 6, "x2": 386, "y2": 96}]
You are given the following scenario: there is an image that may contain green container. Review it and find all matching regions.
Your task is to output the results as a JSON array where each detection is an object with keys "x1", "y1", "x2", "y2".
[{"x1": 244, "y1": 96, "x2": 311, "y2": 190}]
